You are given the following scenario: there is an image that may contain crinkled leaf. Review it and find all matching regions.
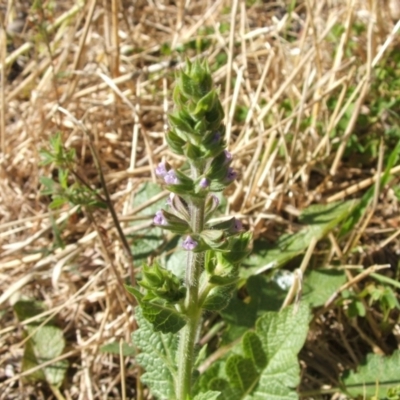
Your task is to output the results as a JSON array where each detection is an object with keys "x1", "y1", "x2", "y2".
[
  {"x1": 203, "y1": 305, "x2": 310, "y2": 400},
  {"x1": 221, "y1": 275, "x2": 287, "y2": 344},
  {"x1": 14, "y1": 300, "x2": 68, "y2": 388},
  {"x1": 251, "y1": 304, "x2": 309, "y2": 398},
  {"x1": 303, "y1": 269, "x2": 347, "y2": 308},
  {"x1": 100, "y1": 342, "x2": 136, "y2": 356},
  {"x1": 130, "y1": 183, "x2": 166, "y2": 267},
  {"x1": 203, "y1": 284, "x2": 236, "y2": 311},
  {"x1": 342, "y1": 350, "x2": 400, "y2": 398},
  {"x1": 125, "y1": 285, "x2": 186, "y2": 333},
  {"x1": 193, "y1": 390, "x2": 221, "y2": 400},
  {"x1": 165, "y1": 244, "x2": 187, "y2": 280},
  {"x1": 242, "y1": 332, "x2": 267, "y2": 371},
  {"x1": 132, "y1": 307, "x2": 178, "y2": 399}
]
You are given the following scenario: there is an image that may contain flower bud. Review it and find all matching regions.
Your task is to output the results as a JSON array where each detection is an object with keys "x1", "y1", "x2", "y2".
[
  {"x1": 139, "y1": 263, "x2": 186, "y2": 303},
  {"x1": 182, "y1": 236, "x2": 198, "y2": 251},
  {"x1": 164, "y1": 170, "x2": 179, "y2": 185},
  {"x1": 206, "y1": 217, "x2": 243, "y2": 236},
  {"x1": 168, "y1": 193, "x2": 190, "y2": 221},
  {"x1": 199, "y1": 178, "x2": 209, "y2": 189},
  {"x1": 155, "y1": 162, "x2": 168, "y2": 178},
  {"x1": 224, "y1": 150, "x2": 232, "y2": 164},
  {"x1": 153, "y1": 210, "x2": 168, "y2": 226},
  {"x1": 205, "y1": 194, "x2": 220, "y2": 220},
  {"x1": 153, "y1": 209, "x2": 189, "y2": 234}
]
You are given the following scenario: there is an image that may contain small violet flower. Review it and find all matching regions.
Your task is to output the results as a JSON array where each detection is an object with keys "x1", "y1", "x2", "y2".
[
  {"x1": 234, "y1": 218, "x2": 243, "y2": 232},
  {"x1": 164, "y1": 170, "x2": 179, "y2": 185},
  {"x1": 212, "y1": 131, "x2": 221, "y2": 144},
  {"x1": 224, "y1": 150, "x2": 232, "y2": 164},
  {"x1": 199, "y1": 177, "x2": 209, "y2": 189},
  {"x1": 182, "y1": 235, "x2": 198, "y2": 251},
  {"x1": 226, "y1": 167, "x2": 237, "y2": 181},
  {"x1": 155, "y1": 162, "x2": 168, "y2": 177},
  {"x1": 153, "y1": 210, "x2": 168, "y2": 226}
]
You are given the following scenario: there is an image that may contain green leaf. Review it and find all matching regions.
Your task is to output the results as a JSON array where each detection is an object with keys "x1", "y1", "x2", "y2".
[
  {"x1": 202, "y1": 284, "x2": 236, "y2": 311},
  {"x1": 342, "y1": 351, "x2": 400, "y2": 398},
  {"x1": 126, "y1": 285, "x2": 186, "y2": 333},
  {"x1": 129, "y1": 183, "x2": 167, "y2": 267},
  {"x1": 204, "y1": 305, "x2": 310, "y2": 400},
  {"x1": 221, "y1": 275, "x2": 287, "y2": 333},
  {"x1": 243, "y1": 201, "x2": 357, "y2": 277},
  {"x1": 49, "y1": 197, "x2": 68, "y2": 209},
  {"x1": 193, "y1": 391, "x2": 221, "y2": 400},
  {"x1": 169, "y1": 112, "x2": 194, "y2": 134},
  {"x1": 193, "y1": 91, "x2": 217, "y2": 118},
  {"x1": 13, "y1": 300, "x2": 68, "y2": 388},
  {"x1": 242, "y1": 332, "x2": 267, "y2": 371},
  {"x1": 132, "y1": 307, "x2": 178, "y2": 399},
  {"x1": 39, "y1": 176, "x2": 56, "y2": 192},
  {"x1": 100, "y1": 342, "x2": 136, "y2": 356},
  {"x1": 302, "y1": 269, "x2": 347, "y2": 307}
]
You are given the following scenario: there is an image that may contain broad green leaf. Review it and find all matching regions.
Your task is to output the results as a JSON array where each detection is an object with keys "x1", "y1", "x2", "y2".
[
  {"x1": 100, "y1": 342, "x2": 136, "y2": 356},
  {"x1": 125, "y1": 285, "x2": 186, "y2": 333},
  {"x1": 302, "y1": 269, "x2": 347, "y2": 307},
  {"x1": 129, "y1": 183, "x2": 167, "y2": 267},
  {"x1": 243, "y1": 201, "x2": 357, "y2": 277},
  {"x1": 13, "y1": 300, "x2": 68, "y2": 388},
  {"x1": 221, "y1": 275, "x2": 287, "y2": 343},
  {"x1": 132, "y1": 307, "x2": 178, "y2": 399},
  {"x1": 342, "y1": 350, "x2": 400, "y2": 398},
  {"x1": 165, "y1": 243, "x2": 187, "y2": 279},
  {"x1": 204, "y1": 305, "x2": 310, "y2": 400},
  {"x1": 193, "y1": 391, "x2": 221, "y2": 400},
  {"x1": 250, "y1": 304, "x2": 310, "y2": 399}
]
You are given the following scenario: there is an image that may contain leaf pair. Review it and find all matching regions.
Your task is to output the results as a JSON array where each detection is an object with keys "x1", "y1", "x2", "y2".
[{"x1": 133, "y1": 304, "x2": 310, "y2": 400}]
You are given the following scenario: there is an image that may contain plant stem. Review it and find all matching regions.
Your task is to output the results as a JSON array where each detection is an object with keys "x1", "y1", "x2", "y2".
[{"x1": 177, "y1": 190, "x2": 205, "y2": 399}]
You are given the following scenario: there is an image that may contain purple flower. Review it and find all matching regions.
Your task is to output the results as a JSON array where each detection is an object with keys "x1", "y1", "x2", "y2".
[
  {"x1": 212, "y1": 132, "x2": 221, "y2": 144},
  {"x1": 155, "y1": 162, "x2": 168, "y2": 177},
  {"x1": 153, "y1": 210, "x2": 167, "y2": 225},
  {"x1": 182, "y1": 235, "x2": 198, "y2": 251},
  {"x1": 234, "y1": 218, "x2": 243, "y2": 232},
  {"x1": 224, "y1": 150, "x2": 232, "y2": 163},
  {"x1": 164, "y1": 170, "x2": 179, "y2": 185},
  {"x1": 226, "y1": 167, "x2": 237, "y2": 181},
  {"x1": 199, "y1": 178, "x2": 209, "y2": 189}
]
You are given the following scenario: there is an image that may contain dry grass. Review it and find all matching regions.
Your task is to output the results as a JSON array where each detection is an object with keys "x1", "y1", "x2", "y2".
[{"x1": 1, "y1": 0, "x2": 400, "y2": 399}]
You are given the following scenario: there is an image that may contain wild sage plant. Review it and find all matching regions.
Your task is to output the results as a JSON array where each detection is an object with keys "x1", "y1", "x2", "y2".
[
  {"x1": 126, "y1": 59, "x2": 251, "y2": 399},
  {"x1": 39, "y1": 59, "x2": 310, "y2": 400}
]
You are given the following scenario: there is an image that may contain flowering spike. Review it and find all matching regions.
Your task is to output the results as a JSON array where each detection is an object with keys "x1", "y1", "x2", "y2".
[{"x1": 132, "y1": 59, "x2": 251, "y2": 400}]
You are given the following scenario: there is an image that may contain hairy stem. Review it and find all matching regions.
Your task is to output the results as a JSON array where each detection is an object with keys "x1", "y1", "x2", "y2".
[{"x1": 177, "y1": 172, "x2": 205, "y2": 399}]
